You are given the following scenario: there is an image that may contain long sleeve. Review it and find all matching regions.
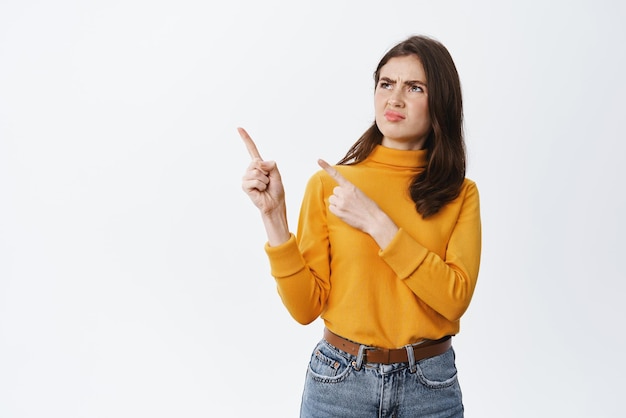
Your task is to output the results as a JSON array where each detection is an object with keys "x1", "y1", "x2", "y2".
[
  {"x1": 379, "y1": 181, "x2": 481, "y2": 321},
  {"x1": 262, "y1": 145, "x2": 482, "y2": 348},
  {"x1": 264, "y1": 173, "x2": 331, "y2": 325}
]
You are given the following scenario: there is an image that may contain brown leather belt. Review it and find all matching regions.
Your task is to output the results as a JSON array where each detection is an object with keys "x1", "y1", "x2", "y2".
[{"x1": 323, "y1": 328, "x2": 451, "y2": 365}]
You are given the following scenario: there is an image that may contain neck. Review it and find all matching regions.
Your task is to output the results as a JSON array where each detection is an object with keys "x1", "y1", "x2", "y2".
[{"x1": 381, "y1": 136, "x2": 426, "y2": 150}]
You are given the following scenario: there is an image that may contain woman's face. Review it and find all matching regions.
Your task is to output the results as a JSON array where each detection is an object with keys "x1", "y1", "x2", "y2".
[{"x1": 374, "y1": 55, "x2": 431, "y2": 150}]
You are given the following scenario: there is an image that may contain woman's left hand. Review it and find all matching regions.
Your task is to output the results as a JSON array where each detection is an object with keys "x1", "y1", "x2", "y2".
[{"x1": 318, "y1": 159, "x2": 398, "y2": 249}]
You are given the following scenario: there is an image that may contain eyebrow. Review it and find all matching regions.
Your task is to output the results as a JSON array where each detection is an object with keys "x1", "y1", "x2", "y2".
[{"x1": 379, "y1": 76, "x2": 428, "y2": 87}]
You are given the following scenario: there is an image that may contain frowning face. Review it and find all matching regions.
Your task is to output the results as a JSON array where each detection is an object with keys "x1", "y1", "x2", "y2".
[{"x1": 374, "y1": 55, "x2": 431, "y2": 150}]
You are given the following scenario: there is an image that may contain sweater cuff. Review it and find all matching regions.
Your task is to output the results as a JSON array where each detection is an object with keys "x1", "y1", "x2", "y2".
[
  {"x1": 264, "y1": 234, "x2": 306, "y2": 278},
  {"x1": 379, "y1": 228, "x2": 429, "y2": 279}
]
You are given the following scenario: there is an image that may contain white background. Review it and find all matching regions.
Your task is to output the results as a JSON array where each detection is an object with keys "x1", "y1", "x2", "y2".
[{"x1": 1, "y1": 1, "x2": 625, "y2": 416}]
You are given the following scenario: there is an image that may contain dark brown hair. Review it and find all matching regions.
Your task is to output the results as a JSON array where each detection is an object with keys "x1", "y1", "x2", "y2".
[{"x1": 337, "y1": 35, "x2": 466, "y2": 218}]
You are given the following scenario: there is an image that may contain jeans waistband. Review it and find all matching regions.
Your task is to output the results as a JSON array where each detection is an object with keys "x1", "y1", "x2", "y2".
[{"x1": 323, "y1": 327, "x2": 451, "y2": 365}]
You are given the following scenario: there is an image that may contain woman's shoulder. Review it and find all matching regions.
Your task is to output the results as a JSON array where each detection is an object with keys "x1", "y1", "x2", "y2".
[
  {"x1": 459, "y1": 177, "x2": 480, "y2": 201},
  {"x1": 462, "y1": 177, "x2": 477, "y2": 188}
]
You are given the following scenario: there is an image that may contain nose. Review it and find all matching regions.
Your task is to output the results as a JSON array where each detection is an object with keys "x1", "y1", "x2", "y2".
[{"x1": 388, "y1": 89, "x2": 404, "y2": 107}]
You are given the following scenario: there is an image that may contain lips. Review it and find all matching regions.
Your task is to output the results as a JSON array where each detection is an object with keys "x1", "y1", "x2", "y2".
[{"x1": 384, "y1": 110, "x2": 405, "y2": 122}]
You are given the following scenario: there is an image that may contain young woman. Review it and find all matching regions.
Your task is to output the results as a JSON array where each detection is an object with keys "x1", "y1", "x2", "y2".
[{"x1": 240, "y1": 34, "x2": 481, "y2": 417}]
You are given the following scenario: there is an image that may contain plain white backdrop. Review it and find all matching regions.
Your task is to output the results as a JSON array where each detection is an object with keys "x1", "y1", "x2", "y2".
[{"x1": 1, "y1": 0, "x2": 625, "y2": 416}]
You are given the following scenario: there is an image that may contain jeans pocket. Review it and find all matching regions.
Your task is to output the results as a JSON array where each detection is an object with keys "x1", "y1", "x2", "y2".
[
  {"x1": 307, "y1": 340, "x2": 352, "y2": 383},
  {"x1": 414, "y1": 347, "x2": 458, "y2": 389}
]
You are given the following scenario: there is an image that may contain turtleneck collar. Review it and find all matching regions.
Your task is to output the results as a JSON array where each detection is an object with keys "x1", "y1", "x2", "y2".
[{"x1": 366, "y1": 145, "x2": 427, "y2": 169}]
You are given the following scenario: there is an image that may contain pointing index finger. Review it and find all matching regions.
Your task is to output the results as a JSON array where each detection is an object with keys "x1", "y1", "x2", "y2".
[
  {"x1": 318, "y1": 159, "x2": 351, "y2": 186},
  {"x1": 237, "y1": 127, "x2": 263, "y2": 160}
]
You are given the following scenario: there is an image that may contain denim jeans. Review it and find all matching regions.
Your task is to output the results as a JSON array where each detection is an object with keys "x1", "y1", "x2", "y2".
[{"x1": 300, "y1": 338, "x2": 464, "y2": 418}]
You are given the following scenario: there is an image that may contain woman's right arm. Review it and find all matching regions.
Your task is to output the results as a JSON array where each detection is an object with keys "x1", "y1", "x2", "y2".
[{"x1": 239, "y1": 128, "x2": 331, "y2": 324}]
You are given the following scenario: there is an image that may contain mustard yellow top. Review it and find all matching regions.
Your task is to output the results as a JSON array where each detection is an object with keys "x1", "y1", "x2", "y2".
[{"x1": 265, "y1": 145, "x2": 481, "y2": 349}]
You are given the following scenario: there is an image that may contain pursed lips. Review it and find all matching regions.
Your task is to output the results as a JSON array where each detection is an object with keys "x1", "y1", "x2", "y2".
[{"x1": 384, "y1": 110, "x2": 405, "y2": 122}]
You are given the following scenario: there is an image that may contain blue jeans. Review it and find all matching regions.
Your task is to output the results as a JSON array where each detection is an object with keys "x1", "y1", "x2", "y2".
[{"x1": 300, "y1": 338, "x2": 464, "y2": 417}]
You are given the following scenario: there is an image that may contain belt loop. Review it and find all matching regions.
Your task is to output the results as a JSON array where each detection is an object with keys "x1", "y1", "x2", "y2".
[
  {"x1": 405, "y1": 344, "x2": 417, "y2": 373},
  {"x1": 353, "y1": 344, "x2": 368, "y2": 371}
]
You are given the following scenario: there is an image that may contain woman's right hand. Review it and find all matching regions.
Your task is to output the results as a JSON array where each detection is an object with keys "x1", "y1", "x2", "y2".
[
  {"x1": 239, "y1": 127, "x2": 290, "y2": 246},
  {"x1": 238, "y1": 127, "x2": 286, "y2": 215}
]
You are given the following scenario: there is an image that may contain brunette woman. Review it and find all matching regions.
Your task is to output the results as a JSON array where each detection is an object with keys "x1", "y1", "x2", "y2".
[{"x1": 240, "y1": 34, "x2": 481, "y2": 417}]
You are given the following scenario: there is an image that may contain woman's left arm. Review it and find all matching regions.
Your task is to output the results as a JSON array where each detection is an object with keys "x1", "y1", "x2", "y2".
[
  {"x1": 318, "y1": 160, "x2": 481, "y2": 321},
  {"x1": 380, "y1": 182, "x2": 482, "y2": 321}
]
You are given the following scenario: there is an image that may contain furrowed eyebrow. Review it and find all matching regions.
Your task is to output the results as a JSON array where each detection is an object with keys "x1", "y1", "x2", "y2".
[
  {"x1": 405, "y1": 79, "x2": 427, "y2": 87},
  {"x1": 379, "y1": 77, "x2": 427, "y2": 87}
]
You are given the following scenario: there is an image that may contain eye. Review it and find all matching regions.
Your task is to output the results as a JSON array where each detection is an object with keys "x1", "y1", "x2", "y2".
[
  {"x1": 409, "y1": 84, "x2": 424, "y2": 93},
  {"x1": 378, "y1": 81, "x2": 392, "y2": 90}
]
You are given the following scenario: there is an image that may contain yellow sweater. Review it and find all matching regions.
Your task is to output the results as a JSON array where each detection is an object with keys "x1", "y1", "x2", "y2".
[{"x1": 265, "y1": 145, "x2": 481, "y2": 349}]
